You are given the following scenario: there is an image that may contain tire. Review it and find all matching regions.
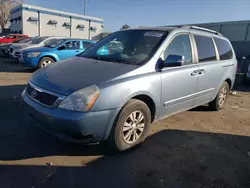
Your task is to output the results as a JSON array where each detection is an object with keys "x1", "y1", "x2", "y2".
[
  {"x1": 209, "y1": 82, "x2": 229, "y2": 111},
  {"x1": 38, "y1": 57, "x2": 55, "y2": 69},
  {"x1": 108, "y1": 99, "x2": 151, "y2": 152}
]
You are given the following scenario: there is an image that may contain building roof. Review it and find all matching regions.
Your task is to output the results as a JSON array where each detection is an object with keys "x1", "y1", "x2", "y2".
[
  {"x1": 166, "y1": 20, "x2": 250, "y2": 27},
  {"x1": 10, "y1": 4, "x2": 103, "y2": 24}
]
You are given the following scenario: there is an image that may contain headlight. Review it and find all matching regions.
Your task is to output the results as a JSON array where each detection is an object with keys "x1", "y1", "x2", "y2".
[
  {"x1": 58, "y1": 85, "x2": 100, "y2": 112},
  {"x1": 28, "y1": 52, "x2": 40, "y2": 57}
]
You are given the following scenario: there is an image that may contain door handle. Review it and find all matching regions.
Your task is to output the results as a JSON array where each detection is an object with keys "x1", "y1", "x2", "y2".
[
  {"x1": 75, "y1": 50, "x2": 80, "y2": 52},
  {"x1": 199, "y1": 69, "x2": 205, "y2": 75},
  {"x1": 191, "y1": 70, "x2": 200, "y2": 76}
]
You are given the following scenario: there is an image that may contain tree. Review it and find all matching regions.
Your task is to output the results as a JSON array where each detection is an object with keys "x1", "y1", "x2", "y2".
[
  {"x1": 120, "y1": 24, "x2": 130, "y2": 30},
  {"x1": 0, "y1": 0, "x2": 23, "y2": 30}
]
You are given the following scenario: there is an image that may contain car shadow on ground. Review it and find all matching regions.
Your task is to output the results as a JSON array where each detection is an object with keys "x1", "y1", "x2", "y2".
[
  {"x1": 0, "y1": 130, "x2": 250, "y2": 188},
  {"x1": 0, "y1": 56, "x2": 35, "y2": 73},
  {"x1": 0, "y1": 85, "x2": 250, "y2": 188},
  {"x1": 189, "y1": 105, "x2": 212, "y2": 112},
  {"x1": 233, "y1": 84, "x2": 250, "y2": 92}
]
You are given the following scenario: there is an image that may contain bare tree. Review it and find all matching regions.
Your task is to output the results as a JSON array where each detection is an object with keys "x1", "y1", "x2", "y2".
[
  {"x1": 0, "y1": 0, "x2": 23, "y2": 30},
  {"x1": 120, "y1": 24, "x2": 130, "y2": 30}
]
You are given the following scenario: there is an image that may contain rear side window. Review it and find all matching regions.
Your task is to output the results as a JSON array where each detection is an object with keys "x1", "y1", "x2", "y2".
[
  {"x1": 194, "y1": 35, "x2": 216, "y2": 62},
  {"x1": 214, "y1": 38, "x2": 233, "y2": 60}
]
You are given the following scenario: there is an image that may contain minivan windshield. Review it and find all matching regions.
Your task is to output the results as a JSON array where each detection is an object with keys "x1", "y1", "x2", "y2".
[
  {"x1": 16, "y1": 38, "x2": 32, "y2": 43},
  {"x1": 80, "y1": 30, "x2": 168, "y2": 65},
  {"x1": 30, "y1": 37, "x2": 49, "y2": 44}
]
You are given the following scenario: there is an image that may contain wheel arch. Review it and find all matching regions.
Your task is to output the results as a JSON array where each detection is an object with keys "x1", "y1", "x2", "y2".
[
  {"x1": 131, "y1": 94, "x2": 156, "y2": 123},
  {"x1": 225, "y1": 78, "x2": 232, "y2": 90},
  {"x1": 211, "y1": 77, "x2": 233, "y2": 102},
  {"x1": 103, "y1": 92, "x2": 158, "y2": 141},
  {"x1": 38, "y1": 54, "x2": 58, "y2": 64}
]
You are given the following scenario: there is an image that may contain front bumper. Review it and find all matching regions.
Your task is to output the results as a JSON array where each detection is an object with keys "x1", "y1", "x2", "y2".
[
  {"x1": 0, "y1": 48, "x2": 7, "y2": 56},
  {"x1": 22, "y1": 56, "x2": 39, "y2": 67},
  {"x1": 22, "y1": 91, "x2": 120, "y2": 143},
  {"x1": 9, "y1": 51, "x2": 19, "y2": 59}
]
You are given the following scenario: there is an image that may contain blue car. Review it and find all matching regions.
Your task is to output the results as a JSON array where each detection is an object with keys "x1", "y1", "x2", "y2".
[{"x1": 21, "y1": 38, "x2": 95, "y2": 68}]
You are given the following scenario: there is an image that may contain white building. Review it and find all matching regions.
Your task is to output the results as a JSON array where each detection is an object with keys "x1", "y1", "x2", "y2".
[
  {"x1": 10, "y1": 4, "x2": 104, "y2": 39},
  {"x1": 167, "y1": 20, "x2": 250, "y2": 57}
]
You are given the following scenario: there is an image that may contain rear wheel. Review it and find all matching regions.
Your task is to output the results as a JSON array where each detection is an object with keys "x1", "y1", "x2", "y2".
[
  {"x1": 38, "y1": 57, "x2": 54, "y2": 68},
  {"x1": 209, "y1": 82, "x2": 229, "y2": 111},
  {"x1": 108, "y1": 99, "x2": 151, "y2": 151}
]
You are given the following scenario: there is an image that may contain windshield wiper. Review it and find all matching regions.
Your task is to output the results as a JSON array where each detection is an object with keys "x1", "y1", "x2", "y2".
[{"x1": 84, "y1": 56, "x2": 124, "y2": 63}]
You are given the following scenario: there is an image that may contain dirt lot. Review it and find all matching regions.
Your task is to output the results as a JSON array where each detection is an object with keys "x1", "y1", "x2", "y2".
[{"x1": 0, "y1": 56, "x2": 250, "y2": 188}]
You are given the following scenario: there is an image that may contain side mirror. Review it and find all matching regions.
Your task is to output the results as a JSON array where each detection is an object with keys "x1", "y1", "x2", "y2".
[
  {"x1": 58, "y1": 45, "x2": 66, "y2": 50},
  {"x1": 163, "y1": 55, "x2": 185, "y2": 67}
]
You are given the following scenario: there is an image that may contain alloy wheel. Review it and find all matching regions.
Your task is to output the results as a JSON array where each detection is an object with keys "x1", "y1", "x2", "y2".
[
  {"x1": 219, "y1": 86, "x2": 228, "y2": 106},
  {"x1": 122, "y1": 111, "x2": 145, "y2": 144},
  {"x1": 41, "y1": 60, "x2": 53, "y2": 67}
]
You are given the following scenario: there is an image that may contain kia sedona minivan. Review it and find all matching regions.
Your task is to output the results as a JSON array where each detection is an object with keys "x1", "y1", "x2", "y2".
[{"x1": 22, "y1": 26, "x2": 237, "y2": 151}]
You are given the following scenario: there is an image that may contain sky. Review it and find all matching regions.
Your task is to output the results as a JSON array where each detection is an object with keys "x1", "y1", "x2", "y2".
[{"x1": 24, "y1": 0, "x2": 250, "y2": 32}]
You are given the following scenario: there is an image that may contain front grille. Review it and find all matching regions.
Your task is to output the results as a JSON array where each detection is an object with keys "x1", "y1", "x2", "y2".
[
  {"x1": 9, "y1": 48, "x2": 13, "y2": 53},
  {"x1": 26, "y1": 83, "x2": 58, "y2": 106},
  {"x1": 15, "y1": 52, "x2": 21, "y2": 58}
]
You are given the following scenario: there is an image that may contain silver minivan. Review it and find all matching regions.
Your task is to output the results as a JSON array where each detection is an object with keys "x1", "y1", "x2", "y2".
[{"x1": 22, "y1": 26, "x2": 237, "y2": 151}]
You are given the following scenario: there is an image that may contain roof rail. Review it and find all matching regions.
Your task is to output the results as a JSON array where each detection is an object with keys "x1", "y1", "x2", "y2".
[{"x1": 181, "y1": 25, "x2": 223, "y2": 36}]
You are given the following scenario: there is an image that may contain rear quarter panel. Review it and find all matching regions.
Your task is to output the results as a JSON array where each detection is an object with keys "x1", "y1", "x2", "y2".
[{"x1": 211, "y1": 39, "x2": 237, "y2": 100}]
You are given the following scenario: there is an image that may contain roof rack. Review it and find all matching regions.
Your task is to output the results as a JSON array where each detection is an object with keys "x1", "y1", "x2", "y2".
[{"x1": 181, "y1": 25, "x2": 223, "y2": 36}]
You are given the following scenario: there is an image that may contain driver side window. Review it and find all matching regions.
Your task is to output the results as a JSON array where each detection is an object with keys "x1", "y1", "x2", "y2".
[
  {"x1": 65, "y1": 41, "x2": 80, "y2": 50},
  {"x1": 163, "y1": 34, "x2": 192, "y2": 65}
]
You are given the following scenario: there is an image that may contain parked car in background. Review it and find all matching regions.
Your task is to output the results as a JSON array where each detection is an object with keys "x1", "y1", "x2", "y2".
[
  {"x1": 0, "y1": 34, "x2": 28, "y2": 44},
  {"x1": 245, "y1": 56, "x2": 250, "y2": 82},
  {"x1": 8, "y1": 36, "x2": 63, "y2": 59},
  {"x1": 22, "y1": 26, "x2": 237, "y2": 151},
  {"x1": 0, "y1": 37, "x2": 32, "y2": 56},
  {"x1": 21, "y1": 38, "x2": 94, "y2": 68},
  {"x1": 97, "y1": 40, "x2": 124, "y2": 55}
]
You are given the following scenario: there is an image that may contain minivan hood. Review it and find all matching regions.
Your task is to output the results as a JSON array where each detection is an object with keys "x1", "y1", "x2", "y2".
[
  {"x1": 25, "y1": 46, "x2": 53, "y2": 53},
  {"x1": 0, "y1": 43, "x2": 12, "y2": 48},
  {"x1": 30, "y1": 57, "x2": 138, "y2": 95},
  {"x1": 12, "y1": 44, "x2": 40, "y2": 50}
]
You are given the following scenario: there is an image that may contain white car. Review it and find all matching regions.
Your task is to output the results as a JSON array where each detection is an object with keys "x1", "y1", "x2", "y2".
[{"x1": 9, "y1": 36, "x2": 63, "y2": 59}]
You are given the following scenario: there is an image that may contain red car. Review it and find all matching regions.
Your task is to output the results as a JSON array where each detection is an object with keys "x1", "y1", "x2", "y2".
[{"x1": 0, "y1": 34, "x2": 28, "y2": 44}]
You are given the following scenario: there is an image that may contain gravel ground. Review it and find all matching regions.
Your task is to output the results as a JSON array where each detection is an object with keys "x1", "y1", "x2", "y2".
[{"x1": 0, "y1": 57, "x2": 250, "y2": 188}]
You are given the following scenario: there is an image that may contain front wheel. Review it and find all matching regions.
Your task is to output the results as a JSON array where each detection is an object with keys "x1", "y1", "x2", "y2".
[
  {"x1": 209, "y1": 82, "x2": 229, "y2": 111},
  {"x1": 38, "y1": 57, "x2": 55, "y2": 69},
  {"x1": 108, "y1": 99, "x2": 151, "y2": 152}
]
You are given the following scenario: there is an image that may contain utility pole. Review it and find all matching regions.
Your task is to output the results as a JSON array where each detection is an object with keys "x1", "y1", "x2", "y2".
[{"x1": 84, "y1": 0, "x2": 86, "y2": 15}]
